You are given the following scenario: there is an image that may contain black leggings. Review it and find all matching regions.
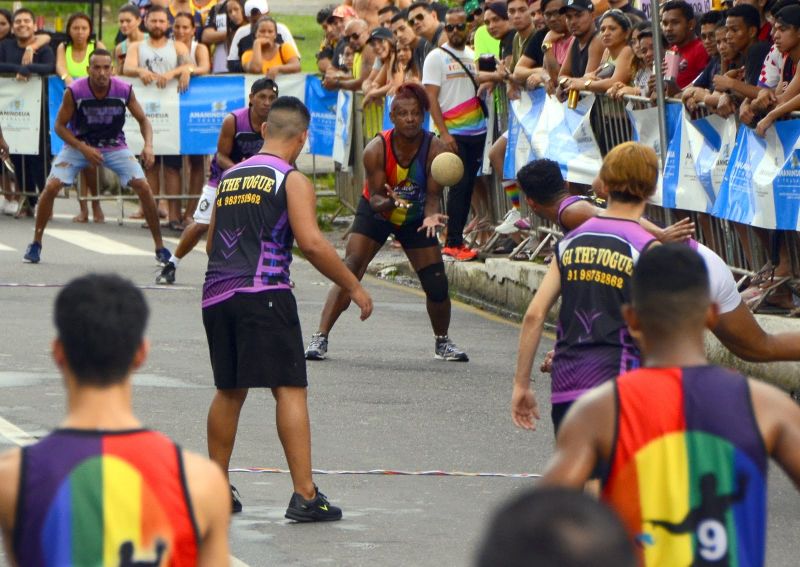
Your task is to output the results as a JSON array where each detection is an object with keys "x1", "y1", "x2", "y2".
[{"x1": 446, "y1": 134, "x2": 486, "y2": 247}]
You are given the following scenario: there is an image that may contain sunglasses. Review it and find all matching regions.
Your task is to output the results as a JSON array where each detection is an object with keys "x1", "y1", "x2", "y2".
[
  {"x1": 348, "y1": 32, "x2": 362, "y2": 41},
  {"x1": 445, "y1": 23, "x2": 467, "y2": 32},
  {"x1": 409, "y1": 13, "x2": 426, "y2": 24},
  {"x1": 466, "y1": 8, "x2": 483, "y2": 22}
]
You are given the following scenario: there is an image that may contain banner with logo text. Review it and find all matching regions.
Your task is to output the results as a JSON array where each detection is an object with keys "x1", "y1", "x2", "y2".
[{"x1": 0, "y1": 76, "x2": 42, "y2": 155}]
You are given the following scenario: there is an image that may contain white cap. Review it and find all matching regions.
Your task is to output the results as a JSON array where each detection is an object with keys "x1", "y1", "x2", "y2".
[{"x1": 244, "y1": 0, "x2": 269, "y2": 16}]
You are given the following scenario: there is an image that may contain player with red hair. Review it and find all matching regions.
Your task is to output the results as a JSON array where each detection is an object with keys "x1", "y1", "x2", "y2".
[{"x1": 304, "y1": 82, "x2": 471, "y2": 362}]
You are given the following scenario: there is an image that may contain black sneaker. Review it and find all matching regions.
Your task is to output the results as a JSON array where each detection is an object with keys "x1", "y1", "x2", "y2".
[
  {"x1": 285, "y1": 485, "x2": 342, "y2": 522},
  {"x1": 435, "y1": 337, "x2": 469, "y2": 362},
  {"x1": 156, "y1": 261, "x2": 176, "y2": 285},
  {"x1": 231, "y1": 484, "x2": 243, "y2": 514},
  {"x1": 304, "y1": 333, "x2": 328, "y2": 360},
  {"x1": 155, "y1": 247, "x2": 172, "y2": 266}
]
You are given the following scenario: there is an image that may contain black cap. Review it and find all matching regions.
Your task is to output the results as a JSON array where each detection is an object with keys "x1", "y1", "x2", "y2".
[
  {"x1": 777, "y1": 4, "x2": 800, "y2": 27},
  {"x1": 560, "y1": 0, "x2": 594, "y2": 13},
  {"x1": 369, "y1": 26, "x2": 394, "y2": 42},
  {"x1": 485, "y1": 2, "x2": 509, "y2": 19}
]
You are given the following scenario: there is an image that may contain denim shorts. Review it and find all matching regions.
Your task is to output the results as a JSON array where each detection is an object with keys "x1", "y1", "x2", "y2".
[{"x1": 49, "y1": 145, "x2": 145, "y2": 187}]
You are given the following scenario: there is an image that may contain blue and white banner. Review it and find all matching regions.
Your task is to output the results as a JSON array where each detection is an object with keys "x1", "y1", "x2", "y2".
[
  {"x1": 0, "y1": 76, "x2": 42, "y2": 155},
  {"x1": 713, "y1": 120, "x2": 800, "y2": 230},
  {"x1": 657, "y1": 104, "x2": 735, "y2": 212},
  {"x1": 305, "y1": 75, "x2": 338, "y2": 158},
  {"x1": 332, "y1": 89, "x2": 353, "y2": 169},
  {"x1": 503, "y1": 88, "x2": 602, "y2": 185},
  {"x1": 179, "y1": 76, "x2": 245, "y2": 155}
]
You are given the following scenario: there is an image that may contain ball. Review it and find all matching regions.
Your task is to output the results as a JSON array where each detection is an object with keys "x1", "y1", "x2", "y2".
[{"x1": 431, "y1": 152, "x2": 464, "y2": 187}]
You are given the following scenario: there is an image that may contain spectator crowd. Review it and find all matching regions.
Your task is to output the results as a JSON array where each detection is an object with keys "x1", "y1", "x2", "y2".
[{"x1": 1, "y1": 0, "x2": 800, "y2": 307}]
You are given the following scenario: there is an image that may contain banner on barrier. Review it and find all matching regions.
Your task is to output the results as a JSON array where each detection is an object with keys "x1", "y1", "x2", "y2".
[
  {"x1": 333, "y1": 89, "x2": 353, "y2": 169},
  {"x1": 713, "y1": 121, "x2": 800, "y2": 231},
  {"x1": 305, "y1": 75, "x2": 338, "y2": 158},
  {"x1": 1, "y1": 76, "x2": 42, "y2": 155},
  {"x1": 503, "y1": 89, "x2": 602, "y2": 185},
  {"x1": 179, "y1": 75, "x2": 245, "y2": 155},
  {"x1": 124, "y1": 80, "x2": 181, "y2": 154},
  {"x1": 659, "y1": 105, "x2": 735, "y2": 212}
]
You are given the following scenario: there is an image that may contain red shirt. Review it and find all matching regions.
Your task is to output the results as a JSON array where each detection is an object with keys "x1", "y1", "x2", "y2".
[
  {"x1": 758, "y1": 21, "x2": 772, "y2": 43},
  {"x1": 673, "y1": 37, "x2": 709, "y2": 89}
]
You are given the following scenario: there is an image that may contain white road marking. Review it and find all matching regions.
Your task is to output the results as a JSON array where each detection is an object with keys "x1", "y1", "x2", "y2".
[
  {"x1": 0, "y1": 415, "x2": 37, "y2": 446},
  {"x1": 0, "y1": 242, "x2": 15, "y2": 252},
  {"x1": 0, "y1": 413, "x2": 251, "y2": 566},
  {"x1": 47, "y1": 229, "x2": 152, "y2": 256}
]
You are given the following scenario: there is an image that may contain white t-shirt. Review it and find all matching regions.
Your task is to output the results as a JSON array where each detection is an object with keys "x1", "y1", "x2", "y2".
[
  {"x1": 758, "y1": 45, "x2": 784, "y2": 89},
  {"x1": 696, "y1": 241, "x2": 741, "y2": 314},
  {"x1": 422, "y1": 43, "x2": 486, "y2": 137},
  {"x1": 227, "y1": 22, "x2": 299, "y2": 62}
]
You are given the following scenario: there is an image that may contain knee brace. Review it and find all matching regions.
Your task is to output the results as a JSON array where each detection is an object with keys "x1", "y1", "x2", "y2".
[{"x1": 417, "y1": 263, "x2": 449, "y2": 303}]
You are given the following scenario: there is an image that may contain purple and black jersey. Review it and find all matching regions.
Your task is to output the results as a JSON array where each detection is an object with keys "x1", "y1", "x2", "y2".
[
  {"x1": 67, "y1": 77, "x2": 131, "y2": 151},
  {"x1": 206, "y1": 107, "x2": 264, "y2": 188},
  {"x1": 552, "y1": 217, "x2": 656, "y2": 403},
  {"x1": 203, "y1": 153, "x2": 296, "y2": 308}
]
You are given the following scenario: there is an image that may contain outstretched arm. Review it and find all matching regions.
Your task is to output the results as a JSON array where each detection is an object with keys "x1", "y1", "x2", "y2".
[{"x1": 287, "y1": 171, "x2": 374, "y2": 320}]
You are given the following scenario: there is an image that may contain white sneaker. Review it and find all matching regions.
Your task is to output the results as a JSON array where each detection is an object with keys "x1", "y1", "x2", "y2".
[
  {"x1": 494, "y1": 208, "x2": 522, "y2": 235},
  {"x1": 2, "y1": 199, "x2": 19, "y2": 216}
]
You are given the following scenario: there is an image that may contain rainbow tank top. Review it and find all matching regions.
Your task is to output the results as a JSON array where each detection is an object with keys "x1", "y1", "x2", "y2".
[
  {"x1": 603, "y1": 366, "x2": 767, "y2": 567},
  {"x1": 361, "y1": 129, "x2": 432, "y2": 227},
  {"x1": 14, "y1": 429, "x2": 199, "y2": 567}
]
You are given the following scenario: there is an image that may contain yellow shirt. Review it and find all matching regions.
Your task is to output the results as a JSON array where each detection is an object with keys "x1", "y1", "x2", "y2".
[{"x1": 241, "y1": 43, "x2": 298, "y2": 74}]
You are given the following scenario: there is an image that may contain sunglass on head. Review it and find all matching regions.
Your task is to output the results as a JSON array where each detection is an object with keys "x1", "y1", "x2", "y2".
[
  {"x1": 466, "y1": 8, "x2": 483, "y2": 22},
  {"x1": 445, "y1": 23, "x2": 467, "y2": 32}
]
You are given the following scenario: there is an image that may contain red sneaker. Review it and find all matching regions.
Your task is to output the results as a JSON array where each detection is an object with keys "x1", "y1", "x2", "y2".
[
  {"x1": 455, "y1": 245, "x2": 478, "y2": 261},
  {"x1": 442, "y1": 245, "x2": 461, "y2": 258}
]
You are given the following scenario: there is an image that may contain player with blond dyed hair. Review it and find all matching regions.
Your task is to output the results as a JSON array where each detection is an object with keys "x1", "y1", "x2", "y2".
[{"x1": 511, "y1": 142, "x2": 660, "y2": 440}]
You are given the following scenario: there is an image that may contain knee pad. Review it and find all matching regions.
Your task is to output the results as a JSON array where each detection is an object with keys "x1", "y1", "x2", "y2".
[{"x1": 417, "y1": 263, "x2": 449, "y2": 303}]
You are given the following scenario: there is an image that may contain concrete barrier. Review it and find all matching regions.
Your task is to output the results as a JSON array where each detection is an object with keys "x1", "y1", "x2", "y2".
[{"x1": 369, "y1": 257, "x2": 800, "y2": 392}]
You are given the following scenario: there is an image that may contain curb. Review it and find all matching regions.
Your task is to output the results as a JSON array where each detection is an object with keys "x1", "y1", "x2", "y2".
[{"x1": 366, "y1": 256, "x2": 800, "y2": 392}]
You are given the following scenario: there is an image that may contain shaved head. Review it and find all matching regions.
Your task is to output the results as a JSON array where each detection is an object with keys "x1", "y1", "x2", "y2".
[
  {"x1": 264, "y1": 96, "x2": 310, "y2": 140},
  {"x1": 345, "y1": 18, "x2": 368, "y2": 34}
]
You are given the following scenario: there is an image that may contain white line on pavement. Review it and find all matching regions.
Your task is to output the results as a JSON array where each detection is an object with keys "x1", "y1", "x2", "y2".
[
  {"x1": 47, "y1": 229, "x2": 153, "y2": 256},
  {"x1": 0, "y1": 243, "x2": 16, "y2": 252},
  {"x1": 0, "y1": 413, "x2": 251, "y2": 566}
]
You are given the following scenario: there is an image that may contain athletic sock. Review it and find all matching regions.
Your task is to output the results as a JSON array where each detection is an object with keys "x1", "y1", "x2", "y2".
[
  {"x1": 502, "y1": 180, "x2": 521, "y2": 209},
  {"x1": 169, "y1": 255, "x2": 181, "y2": 267}
]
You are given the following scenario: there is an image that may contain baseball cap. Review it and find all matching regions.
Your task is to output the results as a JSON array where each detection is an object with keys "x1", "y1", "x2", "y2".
[
  {"x1": 485, "y1": 2, "x2": 509, "y2": 19},
  {"x1": 244, "y1": 0, "x2": 268, "y2": 16},
  {"x1": 560, "y1": 0, "x2": 594, "y2": 13},
  {"x1": 777, "y1": 4, "x2": 800, "y2": 27},
  {"x1": 332, "y1": 4, "x2": 357, "y2": 19},
  {"x1": 369, "y1": 26, "x2": 394, "y2": 42}
]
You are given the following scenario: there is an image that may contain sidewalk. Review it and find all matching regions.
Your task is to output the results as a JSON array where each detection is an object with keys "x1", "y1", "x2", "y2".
[{"x1": 322, "y1": 221, "x2": 800, "y2": 392}]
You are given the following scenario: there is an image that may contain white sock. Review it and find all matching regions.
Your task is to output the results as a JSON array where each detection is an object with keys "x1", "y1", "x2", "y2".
[{"x1": 169, "y1": 255, "x2": 181, "y2": 267}]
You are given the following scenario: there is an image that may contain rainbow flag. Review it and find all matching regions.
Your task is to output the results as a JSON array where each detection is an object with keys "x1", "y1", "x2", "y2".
[
  {"x1": 442, "y1": 97, "x2": 486, "y2": 137},
  {"x1": 603, "y1": 367, "x2": 767, "y2": 567}
]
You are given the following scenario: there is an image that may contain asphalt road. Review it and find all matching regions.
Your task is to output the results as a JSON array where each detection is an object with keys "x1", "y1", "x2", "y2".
[{"x1": 1, "y1": 201, "x2": 799, "y2": 566}]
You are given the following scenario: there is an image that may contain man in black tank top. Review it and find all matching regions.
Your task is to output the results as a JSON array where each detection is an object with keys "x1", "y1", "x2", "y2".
[
  {"x1": 555, "y1": 0, "x2": 604, "y2": 98},
  {"x1": 305, "y1": 83, "x2": 471, "y2": 362}
]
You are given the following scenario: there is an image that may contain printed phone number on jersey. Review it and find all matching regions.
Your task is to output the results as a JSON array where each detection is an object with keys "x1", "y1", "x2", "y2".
[{"x1": 565, "y1": 268, "x2": 624, "y2": 289}]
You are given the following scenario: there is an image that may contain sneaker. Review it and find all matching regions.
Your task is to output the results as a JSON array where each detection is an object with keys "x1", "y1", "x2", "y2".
[
  {"x1": 231, "y1": 485, "x2": 243, "y2": 514},
  {"x1": 454, "y1": 245, "x2": 478, "y2": 262},
  {"x1": 285, "y1": 485, "x2": 342, "y2": 522},
  {"x1": 494, "y1": 208, "x2": 522, "y2": 235},
  {"x1": 514, "y1": 217, "x2": 531, "y2": 231},
  {"x1": 156, "y1": 261, "x2": 176, "y2": 285},
  {"x1": 435, "y1": 337, "x2": 469, "y2": 362},
  {"x1": 155, "y1": 247, "x2": 171, "y2": 266},
  {"x1": 304, "y1": 333, "x2": 328, "y2": 360},
  {"x1": 23, "y1": 242, "x2": 41, "y2": 263},
  {"x1": 2, "y1": 199, "x2": 19, "y2": 216},
  {"x1": 442, "y1": 245, "x2": 461, "y2": 259}
]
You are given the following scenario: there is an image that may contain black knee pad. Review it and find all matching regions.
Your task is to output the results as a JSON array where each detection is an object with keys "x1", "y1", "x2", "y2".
[{"x1": 417, "y1": 263, "x2": 449, "y2": 303}]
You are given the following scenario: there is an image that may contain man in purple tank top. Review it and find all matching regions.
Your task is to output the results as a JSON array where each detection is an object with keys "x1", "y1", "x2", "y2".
[
  {"x1": 202, "y1": 96, "x2": 373, "y2": 519},
  {"x1": 22, "y1": 49, "x2": 170, "y2": 265}
]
